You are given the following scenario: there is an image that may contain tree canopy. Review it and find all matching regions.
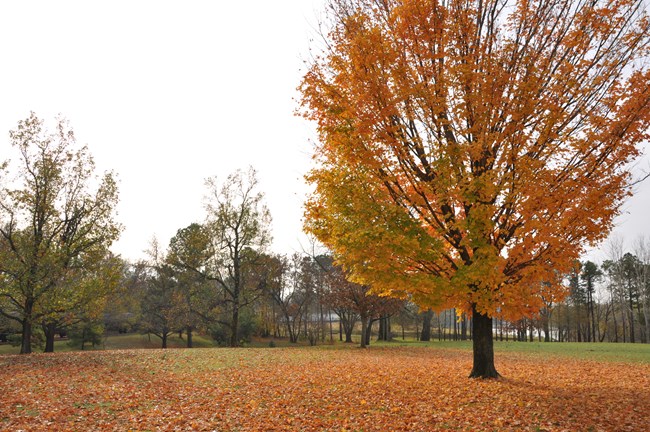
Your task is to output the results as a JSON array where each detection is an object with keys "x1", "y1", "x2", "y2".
[
  {"x1": 300, "y1": 0, "x2": 650, "y2": 377},
  {"x1": 0, "y1": 113, "x2": 121, "y2": 353}
]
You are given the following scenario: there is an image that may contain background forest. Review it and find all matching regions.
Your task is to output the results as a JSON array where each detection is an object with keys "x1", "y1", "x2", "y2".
[{"x1": 1, "y1": 114, "x2": 648, "y2": 354}]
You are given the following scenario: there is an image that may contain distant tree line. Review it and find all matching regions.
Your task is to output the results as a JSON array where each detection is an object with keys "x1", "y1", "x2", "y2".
[
  {"x1": 418, "y1": 244, "x2": 650, "y2": 344},
  {"x1": 2, "y1": 114, "x2": 649, "y2": 354},
  {"x1": 0, "y1": 115, "x2": 408, "y2": 352},
  {"x1": 99, "y1": 248, "x2": 408, "y2": 350},
  {"x1": 546, "y1": 243, "x2": 649, "y2": 344}
]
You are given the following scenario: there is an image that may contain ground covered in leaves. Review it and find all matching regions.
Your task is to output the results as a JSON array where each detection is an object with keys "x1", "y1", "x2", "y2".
[{"x1": 1, "y1": 345, "x2": 648, "y2": 431}]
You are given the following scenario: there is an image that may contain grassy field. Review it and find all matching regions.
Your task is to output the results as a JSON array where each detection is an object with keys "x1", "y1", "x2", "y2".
[
  {"x1": 378, "y1": 339, "x2": 650, "y2": 363},
  {"x1": 2, "y1": 332, "x2": 650, "y2": 362},
  {"x1": 1, "y1": 338, "x2": 649, "y2": 431},
  {"x1": 0, "y1": 332, "x2": 217, "y2": 355}
]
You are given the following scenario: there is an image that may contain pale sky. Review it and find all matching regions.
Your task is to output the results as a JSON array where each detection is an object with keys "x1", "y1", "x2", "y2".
[
  {"x1": 0, "y1": 1, "x2": 648, "y2": 264},
  {"x1": 0, "y1": 0, "x2": 326, "y2": 262}
]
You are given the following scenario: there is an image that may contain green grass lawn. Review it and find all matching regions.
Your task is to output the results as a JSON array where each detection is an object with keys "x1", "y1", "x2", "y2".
[
  {"x1": 0, "y1": 332, "x2": 217, "y2": 355},
  {"x1": 376, "y1": 338, "x2": 650, "y2": 363},
  {"x1": 2, "y1": 331, "x2": 648, "y2": 364},
  {"x1": 494, "y1": 339, "x2": 650, "y2": 363},
  {"x1": 101, "y1": 333, "x2": 216, "y2": 350}
]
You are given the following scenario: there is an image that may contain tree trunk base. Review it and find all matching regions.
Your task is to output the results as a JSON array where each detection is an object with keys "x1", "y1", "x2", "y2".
[
  {"x1": 468, "y1": 365, "x2": 501, "y2": 379},
  {"x1": 470, "y1": 305, "x2": 500, "y2": 379}
]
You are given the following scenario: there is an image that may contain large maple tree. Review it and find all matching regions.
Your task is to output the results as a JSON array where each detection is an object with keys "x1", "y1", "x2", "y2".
[{"x1": 300, "y1": 0, "x2": 650, "y2": 377}]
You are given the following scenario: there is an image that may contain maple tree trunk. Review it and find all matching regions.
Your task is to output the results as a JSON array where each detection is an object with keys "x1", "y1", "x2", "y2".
[
  {"x1": 469, "y1": 306, "x2": 499, "y2": 379},
  {"x1": 365, "y1": 321, "x2": 373, "y2": 346},
  {"x1": 420, "y1": 309, "x2": 432, "y2": 341},
  {"x1": 44, "y1": 323, "x2": 56, "y2": 353},
  {"x1": 377, "y1": 316, "x2": 384, "y2": 341},
  {"x1": 377, "y1": 316, "x2": 391, "y2": 341},
  {"x1": 230, "y1": 306, "x2": 240, "y2": 348},
  {"x1": 21, "y1": 321, "x2": 33, "y2": 354},
  {"x1": 20, "y1": 300, "x2": 34, "y2": 354},
  {"x1": 384, "y1": 317, "x2": 389, "y2": 341},
  {"x1": 359, "y1": 315, "x2": 368, "y2": 348},
  {"x1": 161, "y1": 332, "x2": 168, "y2": 349},
  {"x1": 543, "y1": 318, "x2": 550, "y2": 343},
  {"x1": 344, "y1": 325, "x2": 353, "y2": 343}
]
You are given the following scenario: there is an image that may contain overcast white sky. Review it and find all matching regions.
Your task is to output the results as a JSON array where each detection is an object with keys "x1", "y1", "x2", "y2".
[
  {"x1": 0, "y1": 0, "x2": 328, "y2": 262},
  {"x1": 0, "y1": 1, "x2": 648, "y2": 264}
]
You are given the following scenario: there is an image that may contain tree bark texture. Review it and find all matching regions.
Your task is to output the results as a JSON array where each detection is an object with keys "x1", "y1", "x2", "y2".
[
  {"x1": 420, "y1": 309, "x2": 433, "y2": 341},
  {"x1": 469, "y1": 305, "x2": 499, "y2": 379},
  {"x1": 359, "y1": 315, "x2": 368, "y2": 348},
  {"x1": 44, "y1": 323, "x2": 56, "y2": 353},
  {"x1": 20, "y1": 300, "x2": 34, "y2": 354},
  {"x1": 230, "y1": 306, "x2": 240, "y2": 347},
  {"x1": 20, "y1": 320, "x2": 32, "y2": 354}
]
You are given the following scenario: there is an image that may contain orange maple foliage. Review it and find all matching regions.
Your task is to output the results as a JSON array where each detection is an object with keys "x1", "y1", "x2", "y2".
[
  {"x1": 1, "y1": 347, "x2": 648, "y2": 431},
  {"x1": 299, "y1": 0, "x2": 650, "y2": 377}
]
